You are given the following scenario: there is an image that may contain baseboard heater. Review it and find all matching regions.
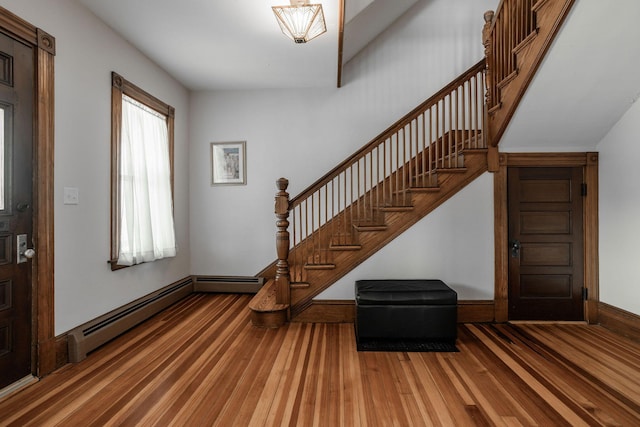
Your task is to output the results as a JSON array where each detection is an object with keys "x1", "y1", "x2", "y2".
[
  {"x1": 193, "y1": 275, "x2": 264, "y2": 294},
  {"x1": 67, "y1": 277, "x2": 193, "y2": 363}
]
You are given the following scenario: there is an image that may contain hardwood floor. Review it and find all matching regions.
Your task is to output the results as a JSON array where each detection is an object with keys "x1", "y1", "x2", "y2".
[{"x1": 1, "y1": 293, "x2": 639, "y2": 426}]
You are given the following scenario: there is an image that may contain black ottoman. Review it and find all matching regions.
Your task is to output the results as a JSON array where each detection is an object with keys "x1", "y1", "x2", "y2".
[{"x1": 355, "y1": 279, "x2": 457, "y2": 349}]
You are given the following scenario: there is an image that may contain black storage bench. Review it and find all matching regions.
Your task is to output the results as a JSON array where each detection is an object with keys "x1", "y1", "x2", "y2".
[{"x1": 355, "y1": 279, "x2": 457, "y2": 350}]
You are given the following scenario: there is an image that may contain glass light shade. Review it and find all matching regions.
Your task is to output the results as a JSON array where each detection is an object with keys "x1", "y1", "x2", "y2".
[{"x1": 272, "y1": 1, "x2": 327, "y2": 44}]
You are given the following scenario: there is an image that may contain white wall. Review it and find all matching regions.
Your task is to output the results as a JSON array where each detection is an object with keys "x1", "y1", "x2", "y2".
[
  {"x1": 0, "y1": 0, "x2": 191, "y2": 334},
  {"x1": 190, "y1": 0, "x2": 498, "y2": 300},
  {"x1": 597, "y1": 98, "x2": 640, "y2": 316}
]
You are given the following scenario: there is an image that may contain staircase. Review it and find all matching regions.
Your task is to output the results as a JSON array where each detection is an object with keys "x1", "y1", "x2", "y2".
[{"x1": 250, "y1": 0, "x2": 576, "y2": 327}]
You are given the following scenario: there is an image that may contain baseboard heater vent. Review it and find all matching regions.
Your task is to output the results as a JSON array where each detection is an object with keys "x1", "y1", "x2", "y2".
[
  {"x1": 67, "y1": 277, "x2": 193, "y2": 363},
  {"x1": 193, "y1": 275, "x2": 264, "y2": 294}
]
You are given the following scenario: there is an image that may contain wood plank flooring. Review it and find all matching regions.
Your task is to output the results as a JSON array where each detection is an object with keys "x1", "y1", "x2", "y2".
[{"x1": 1, "y1": 293, "x2": 639, "y2": 426}]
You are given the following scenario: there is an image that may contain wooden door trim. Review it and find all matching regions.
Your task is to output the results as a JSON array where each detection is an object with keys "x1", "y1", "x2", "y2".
[
  {"x1": 494, "y1": 152, "x2": 599, "y2": 323},
  {"x1": 0, "y1": 6, "x2": 56, "y2": 377}
]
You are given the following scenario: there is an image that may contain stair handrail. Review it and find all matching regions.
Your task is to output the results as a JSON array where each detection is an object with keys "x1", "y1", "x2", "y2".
[{"x1": 290, "y1": 60, "x2": 486, "y2": 207}]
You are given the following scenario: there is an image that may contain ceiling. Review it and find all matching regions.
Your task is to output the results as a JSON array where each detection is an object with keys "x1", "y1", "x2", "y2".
[
  {"x1": 76, "y1": 0, "x2": 417, "y2": 91},
  {"x1": 77, "y1": 0, "x2": 640, "y2": 151}
]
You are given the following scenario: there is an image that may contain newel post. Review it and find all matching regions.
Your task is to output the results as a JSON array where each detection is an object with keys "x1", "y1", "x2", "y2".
[
  {"x1": 482, "y1": 10, "x2": 495, "y2": 109},
  {"x1": 274, "y1": 178, "x2": 291, "y2": 309},
  {"x1": 482, "y1": 10, "x2": 496, "y2": 151}
]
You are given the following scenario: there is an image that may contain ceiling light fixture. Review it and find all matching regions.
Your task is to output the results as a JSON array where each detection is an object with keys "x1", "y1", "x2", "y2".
[{"x1": 272, "y1": 0, "x2": 327, "y2": 44}]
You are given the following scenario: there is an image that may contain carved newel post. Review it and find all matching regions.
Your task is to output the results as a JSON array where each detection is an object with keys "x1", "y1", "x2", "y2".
[
  {"x1": 274, "y1": 178, "x2": 291, "y2": 309},
  {"x1": 482, "y1": 9, "x2": 496, "y2": 152},
  {"x1": 482, "y1": 10, "x2": 495, "y2": 109}
]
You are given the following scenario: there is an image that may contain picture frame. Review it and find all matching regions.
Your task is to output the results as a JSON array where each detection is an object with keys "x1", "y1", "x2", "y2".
[{"x1": 210, "y1": 141, "x2": 246, "y2": 185}]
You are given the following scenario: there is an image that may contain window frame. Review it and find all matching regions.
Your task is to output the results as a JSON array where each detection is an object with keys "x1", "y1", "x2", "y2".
[{"x1": 110, "y1": 72, "x2": 175, "y2": 270}]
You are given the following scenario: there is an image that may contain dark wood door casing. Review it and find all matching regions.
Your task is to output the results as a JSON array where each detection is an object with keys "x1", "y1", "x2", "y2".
[
  {"x1": 0, "y1": 6, "x2": 56, "y2": 379},
  {"x1": 507, "y1": 166, "x2": 584, "y2": 320},
  {"x1": 493, "y1": 153, "x2": 599, "y2": 324}
]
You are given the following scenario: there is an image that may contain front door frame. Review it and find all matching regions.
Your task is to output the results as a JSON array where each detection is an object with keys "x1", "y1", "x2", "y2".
[
  {"x1": 494, "y1": 152, "x2": 599, "y2": 323},
  {"x1": 0, "y1": 7, "x2": 56, "y2": 377}
]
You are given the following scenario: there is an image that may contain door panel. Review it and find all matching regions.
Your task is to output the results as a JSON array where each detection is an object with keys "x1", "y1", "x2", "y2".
[
  {"x1": 520, "y1": 243, "x2": 572, "y2": 266},
  {"x1": 0, "y1": 32, "x2": 34, "y2": 388},
  {"x1": 520, "y1": 211, "x2": 571, "y2": 234},
  {"x1": 520, "y1": 275, "x2": 571, "y2": 298},
  {"x1": 508, "y1": 167, "x2": 584, "y2": 320},
  {"x1": 519, "y1": 179, "x2": 571, "y2": 202}
]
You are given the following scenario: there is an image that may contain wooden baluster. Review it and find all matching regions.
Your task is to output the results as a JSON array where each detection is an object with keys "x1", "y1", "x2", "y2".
[
  {"x1": 462, "y1": 81, "x2": 467, "y2": 151},
  {"x1": 275, "y1": 178, "x2": 291, "y2": 309},
  {"x1": 477, "y1": 72, "x2": 483, "y2": 147},
  {"x1": 382, "y1": 139, "x2": 388, "y2": 204},
  {"x1": 448, "y1": 93, "x2": 453, "y2": 168},
  {"x1": 422, "y1": 113, "x2": 427, "y2": 187},
  {"x1": 428, "y1": 107, "x2": 433, "y2": 184},
  {"x1": 311, "y1": 193, "x2": 316, "y2": 264},
  {"x1": 508, "y1": 0, "x2": 513, "y2": 74}
]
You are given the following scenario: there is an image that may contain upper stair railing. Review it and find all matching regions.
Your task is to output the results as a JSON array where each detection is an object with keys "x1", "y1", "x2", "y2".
[
  {"x1": 483, "y1": 0, "x2": 538, "y2": 114},
  {"x1": 482, "y1": 0, "x2": 575, "y2": 148},
  {"x1": 273, "y1": 61, "x2": 487, "y2": 306}
]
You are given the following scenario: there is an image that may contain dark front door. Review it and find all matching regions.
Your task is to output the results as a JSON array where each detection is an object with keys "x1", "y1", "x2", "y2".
[
  {"x1": 0, "y1": 31, "x2": 35, "y2": 388},
  {"x1": 508, "y1": 167, "x2": 584, "y2": 320}
]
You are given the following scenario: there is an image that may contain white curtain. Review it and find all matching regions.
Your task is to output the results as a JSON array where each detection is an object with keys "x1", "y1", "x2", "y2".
[{"x1": 118, "y1": 95, "x2": 176, "y2": 266}]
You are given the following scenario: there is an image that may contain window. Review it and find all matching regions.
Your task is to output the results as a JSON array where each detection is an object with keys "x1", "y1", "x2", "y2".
[{"x1": 110, "y1": 72, "x2": 176, "y2": 269}]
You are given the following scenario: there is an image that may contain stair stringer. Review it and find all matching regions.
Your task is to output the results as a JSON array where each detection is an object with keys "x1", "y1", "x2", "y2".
[{"x1": 289, "y1": 150, "x2": 488, "y2": 319}]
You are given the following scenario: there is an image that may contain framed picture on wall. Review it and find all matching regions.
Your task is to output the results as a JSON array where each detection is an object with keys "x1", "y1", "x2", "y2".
[{"x1": 210, "y1": 141, "x2": 246, "y2": 185}]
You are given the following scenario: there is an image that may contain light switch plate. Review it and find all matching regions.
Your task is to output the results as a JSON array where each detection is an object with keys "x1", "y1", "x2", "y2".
[{"x1": 64, "y1": 187, "x2": 79, "y2": 205}]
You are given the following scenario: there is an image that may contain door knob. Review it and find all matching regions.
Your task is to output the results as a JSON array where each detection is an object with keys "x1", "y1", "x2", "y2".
[
  {"x1": 16, "y1": 202, "x2": 30, "y2": 212},
  {"x1": 509, "y1": 239, "x2": 521, "y2": 258},
  {"x1": 17, "y1": 234, "x2": 35, "y2": 263}
]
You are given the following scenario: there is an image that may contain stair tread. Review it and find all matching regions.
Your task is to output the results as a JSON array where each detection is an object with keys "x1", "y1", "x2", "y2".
[
  {"x1": 461, "y1": 148, "x2": 488, "y2": 154},
  {"x1": 377, "y1": 205, "x2": 414, "y2": 212},
  {"x1": 329, "y1": 244, "x2": 362, "y2": 251},
  {"x1": 434, "y1": 167, "x2": 467, "y2": 173},
  {"x1": 290, "y1": 282, "x2": 310, "y2": 289},
  {"x1": 488, "y1": 101, "x2": 503, "y2": 115},
  {"x1": 304, "y1": 263, "x2": 336, "y2": 270},
  {"x1": 248, "y1": 280, "x2": 288, "y2": 313},
  {"x1": 353, "y1": 224, "x2": 388, "y2": 231},
  {"x1": 414, "y1": 166, "x2": 469, "y2": 178},
  {"x1": 407, "y1": 187, "x2": 441, "y2": 193},
  {"x1": 513, "y1": 29, "x2": 538, "y2": 55},
  {"x1": 497, "y1": 69, "x2": 518, "y2": 90}
]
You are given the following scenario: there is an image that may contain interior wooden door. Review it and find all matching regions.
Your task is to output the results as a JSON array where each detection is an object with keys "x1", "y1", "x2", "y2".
[
  {"x1": 508, "y1": 167, "x2": 584, "y2": 320},
  {"x1": 0, "y1": 31, "x2": 35, "y2": 389}
]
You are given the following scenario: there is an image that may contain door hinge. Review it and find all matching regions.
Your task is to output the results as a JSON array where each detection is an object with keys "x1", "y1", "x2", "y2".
[
  {"x1": 582, "y1": 287, "x2": 588, "y2": 300},
  {"x1": 581, "y1": 183, "x2": 587, "y2": 196}
]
